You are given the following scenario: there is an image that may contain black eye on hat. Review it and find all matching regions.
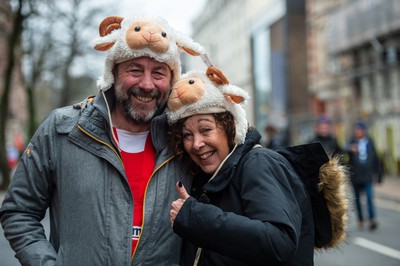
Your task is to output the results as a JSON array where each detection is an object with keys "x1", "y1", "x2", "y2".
[
  {"x1": 161, "y1": 32, "x2": 167, "y2": 37},
  {"x1": 189, "y1": 80, "x2": 195, "y2": 84},
  {"x1": 134, "y1": 26, "x2": 141, "y2": 32}
]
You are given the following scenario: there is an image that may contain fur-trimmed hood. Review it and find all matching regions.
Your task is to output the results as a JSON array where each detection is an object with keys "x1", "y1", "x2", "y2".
[{"x1": 276, "y1": 142, "x2": 349, "y2": 249}]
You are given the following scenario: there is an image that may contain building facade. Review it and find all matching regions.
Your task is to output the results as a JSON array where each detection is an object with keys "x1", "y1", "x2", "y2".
[
  {"x1": 188, "y1": 0, "x2": 309, "y2": 145},
  {"x1": 308, "y1": 0, "x2": 400, "y2": 175}
]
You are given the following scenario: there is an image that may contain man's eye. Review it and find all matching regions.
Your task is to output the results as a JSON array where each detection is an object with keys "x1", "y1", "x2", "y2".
[
  {"x1": 128, "y1": 69, "x2": 142, "y2": 73},
  {"x1": 153, "y1": 71, "x2": 166, "y2": 77}
]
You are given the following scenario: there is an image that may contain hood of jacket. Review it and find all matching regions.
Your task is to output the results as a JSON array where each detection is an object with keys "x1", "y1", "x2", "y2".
[
  {"x1": 275, "y1": 142, "x2": 349, "y2": 249},
  {"x1": 200, "y1": 127, "x2": 261, "y2": 193}
]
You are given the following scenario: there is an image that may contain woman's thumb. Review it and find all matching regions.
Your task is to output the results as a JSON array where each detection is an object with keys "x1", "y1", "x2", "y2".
[{"x1": 176, "y1": 180, "x2": 190, "y2": 199}]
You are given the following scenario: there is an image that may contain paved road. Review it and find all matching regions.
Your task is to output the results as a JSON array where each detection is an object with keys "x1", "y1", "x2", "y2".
[{"x1": 314, "y1": 197, "x2": 400, "y2": 266}]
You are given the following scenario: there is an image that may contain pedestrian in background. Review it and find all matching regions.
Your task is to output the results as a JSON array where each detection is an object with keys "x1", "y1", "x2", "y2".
[
  {"x1": 0, "y1": 15, "x2": 205, "y2": 265},
  {"x1": 310, "y1": 115, "x2": 342, "y2": 156},
  {"x1": 263, "y1": 124, "x2": 289, "y2": 149},
  {"x1": 347, "y1": 120, "x2": 382, "y2": 230}
]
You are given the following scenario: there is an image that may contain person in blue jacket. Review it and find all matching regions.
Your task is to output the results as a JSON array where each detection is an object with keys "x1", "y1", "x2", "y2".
[
  {"x1": 347, "y1": 121, "x2": 382, "y2": 230},
  {"x1": 166, "y1": 67, "x2": 349, "y2": 266}
]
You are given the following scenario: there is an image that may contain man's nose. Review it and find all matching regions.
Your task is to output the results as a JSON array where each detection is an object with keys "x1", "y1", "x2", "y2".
[{"x1": 139, "y1": 72, "x2": 156, "y2": 91}]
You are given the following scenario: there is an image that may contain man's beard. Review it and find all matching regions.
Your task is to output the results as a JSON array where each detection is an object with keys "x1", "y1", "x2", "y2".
[{"x1": 115, "y1": 85, "x2": 167, "y2": 124}]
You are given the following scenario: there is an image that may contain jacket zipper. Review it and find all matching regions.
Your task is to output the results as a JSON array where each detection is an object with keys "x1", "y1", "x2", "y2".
[
  {"x1": 131, "y1": 154, "x2": 176, "y2": 261},
  {"x1": 78, "y1": 124, "x2": 176, "y2": 262},
  {"x1": 77, "y1": 125, "x2": 124, "y2": 167}
]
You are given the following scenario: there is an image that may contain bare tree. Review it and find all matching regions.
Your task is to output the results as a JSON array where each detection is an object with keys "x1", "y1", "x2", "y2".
[
  {"x1": 51, "y1": 0, "x2": 113, "y2": 107},
  {"x1": 1, "y1": 0, "x2": 113, "y2": 189},
  {"x1": 0, "y1": 0, "x2": 25, "y2": 189},
  {"x1": 23, "y1": 1, "x2": 57, "y2": 138}
]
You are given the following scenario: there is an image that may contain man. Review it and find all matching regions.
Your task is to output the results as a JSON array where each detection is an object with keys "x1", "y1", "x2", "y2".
[
  {"x1": 263, "y1": 124, "x2": 289, "y2": 149},
  {"x1": 347, "y1": 121, "x2": 381, "y2": 230},
  {"x1": 0, "y1": 15, "x2": 205, "y2": 265},
  {"x1": 310, "y1": 115, "x2": 342, "y2": 156}
]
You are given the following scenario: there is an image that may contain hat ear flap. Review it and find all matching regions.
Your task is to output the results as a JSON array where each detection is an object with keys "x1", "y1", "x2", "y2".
[
  {"x1": 174, "y1": 30, "x2": 206, "y2": 57},
  {"x1": 221, "y1": 84, "x2": 249, "y2": 104},
  {"x1": 225, "y1": 94, "x2": 245, "y2": 104},
  {"x1": 94, "y1": 42, "x2": 116, "y2": 51}
]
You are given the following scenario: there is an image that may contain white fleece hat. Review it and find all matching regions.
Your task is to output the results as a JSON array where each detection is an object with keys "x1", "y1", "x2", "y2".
[
  {"x1": 92, "y1": 15, "x2": 206, "y2": 91},
  {"x1": 166, "y1": 67, "x2": 250, "y2": 144}
]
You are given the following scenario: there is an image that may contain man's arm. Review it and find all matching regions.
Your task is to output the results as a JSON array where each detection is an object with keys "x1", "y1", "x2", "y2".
[{"x1": 0, "y1": 114, "x2": 58, "y2": 265}]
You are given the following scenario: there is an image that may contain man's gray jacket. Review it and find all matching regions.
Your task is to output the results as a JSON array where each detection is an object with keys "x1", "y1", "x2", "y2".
[{"x1": 0, "y1": 89, "x2": 189, "y2": 265}]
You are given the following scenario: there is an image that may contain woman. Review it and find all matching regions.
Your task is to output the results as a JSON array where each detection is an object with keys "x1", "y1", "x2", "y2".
[{"x1": 166, "y1": 67, "x2": 348, "y2": 266}]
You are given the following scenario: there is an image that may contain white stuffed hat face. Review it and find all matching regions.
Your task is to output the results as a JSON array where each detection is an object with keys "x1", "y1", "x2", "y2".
[
  {"x1": 93, "y1": 16, "x2": 206, "y2": 91},
  {"x1": 168, "y1": 77, "x2": 205, "y2": 112},
  {"x1": 166, "y1": 67, "x2": 250, "y2": 144}
]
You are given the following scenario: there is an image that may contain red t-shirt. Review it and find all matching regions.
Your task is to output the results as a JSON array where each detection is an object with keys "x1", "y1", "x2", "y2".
[{"x1": 114, "y1": 129, "x2": 155, "y2": 255}]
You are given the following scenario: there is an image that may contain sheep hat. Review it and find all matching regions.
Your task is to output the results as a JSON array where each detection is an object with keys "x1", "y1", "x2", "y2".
[
  {"x1": 92, "y1": 15, "x2": 206, "y2": 91},
  {"x1": 166, "y1": 66, "x2": 250, "y2": 144}
]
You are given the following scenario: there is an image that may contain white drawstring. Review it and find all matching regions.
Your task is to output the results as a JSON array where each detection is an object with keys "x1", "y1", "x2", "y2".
[
  {"x1": 208, "y1": 144, "x2": 237, "y2": 182},
  {"x1": 193, "y1": 247, "x2": 202, "y2": 266},
  {"x1": 101, "y1": 89, "x2": 121, "y2": 152},
  {"x1": 193, "y1": 144, "x2": 238, "y2": 265}
]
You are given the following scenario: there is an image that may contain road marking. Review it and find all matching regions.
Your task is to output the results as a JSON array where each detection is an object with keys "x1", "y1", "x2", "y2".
[{"x1": 353, "y1": 237, "x2": 400, "y2": 261}]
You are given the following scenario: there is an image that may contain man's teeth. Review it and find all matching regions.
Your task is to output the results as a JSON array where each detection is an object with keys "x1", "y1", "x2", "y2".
[
  {"x1": 199, "y1": 151, "x2": 213, "y2": 160},
  {"x1": 136, "y1": 95, "x2": 153, "y2": 102}
]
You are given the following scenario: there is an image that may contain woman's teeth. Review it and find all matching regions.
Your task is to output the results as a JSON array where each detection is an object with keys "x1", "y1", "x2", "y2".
[{"x1": 199, "y1": 151, "x2": 213, "y2": 160}]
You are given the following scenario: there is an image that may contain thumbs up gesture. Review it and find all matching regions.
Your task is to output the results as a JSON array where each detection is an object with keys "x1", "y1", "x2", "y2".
[{"x1": 170, "y1": 181, "x2": 190, "y2": 227}]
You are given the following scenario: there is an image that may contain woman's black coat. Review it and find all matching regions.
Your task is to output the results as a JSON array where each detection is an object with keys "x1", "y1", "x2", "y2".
[{"x1": 173, "y1": 128, "x2": 320, "y2": 266}]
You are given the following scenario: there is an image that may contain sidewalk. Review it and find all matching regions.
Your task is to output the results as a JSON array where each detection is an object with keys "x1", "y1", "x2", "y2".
[{"x1": 374, "y1": 175, "x2": 400, "y2": 203}]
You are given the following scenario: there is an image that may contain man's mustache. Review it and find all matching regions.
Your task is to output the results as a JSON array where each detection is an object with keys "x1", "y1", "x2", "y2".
[{"x1": 127, "y1": 87, "x2": 161, "y2": 99}]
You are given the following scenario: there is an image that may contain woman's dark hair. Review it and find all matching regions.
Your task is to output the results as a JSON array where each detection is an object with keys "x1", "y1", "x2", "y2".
[{"x1": 167, "y1": 112, "x2": 236, "y2": 155}]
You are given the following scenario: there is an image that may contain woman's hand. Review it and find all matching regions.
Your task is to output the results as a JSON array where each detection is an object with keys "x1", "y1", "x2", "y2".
[{"x1": 170, "y1": 181, "x2": 190, "y2": 227}]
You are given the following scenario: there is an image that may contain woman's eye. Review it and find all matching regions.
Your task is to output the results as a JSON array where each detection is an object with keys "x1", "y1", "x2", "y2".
[
  {"x1": 182, "y1": 133, "x2": 192, "y2": 139},
  {"x1": 200, "y1": 128, "x2": 212, "y2": 134}
]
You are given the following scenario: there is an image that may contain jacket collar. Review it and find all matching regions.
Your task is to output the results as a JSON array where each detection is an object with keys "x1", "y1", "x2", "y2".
[
  {"x1": 150, "y1": 113, "x2": 169, "y2": 153},
  {"x1": 202, "y1": 127, "x2": 262, "y2": 193},
  {"x1": 92, "y1": 87, "x2": 169, "y2": 153}
]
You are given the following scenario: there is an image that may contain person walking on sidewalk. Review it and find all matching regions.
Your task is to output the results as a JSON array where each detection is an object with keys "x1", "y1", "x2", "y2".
[{"x1": 347, "y1": 120, "x2": 382, "y2": 230}]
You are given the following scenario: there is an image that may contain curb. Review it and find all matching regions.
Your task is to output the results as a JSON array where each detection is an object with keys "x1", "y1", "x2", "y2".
[
  {"x1": 375, "y1": 190, "x2": 400, "y2": 204},
  {"x1": 374, "y1": 176, "x2": 400, "y2": 204}
]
